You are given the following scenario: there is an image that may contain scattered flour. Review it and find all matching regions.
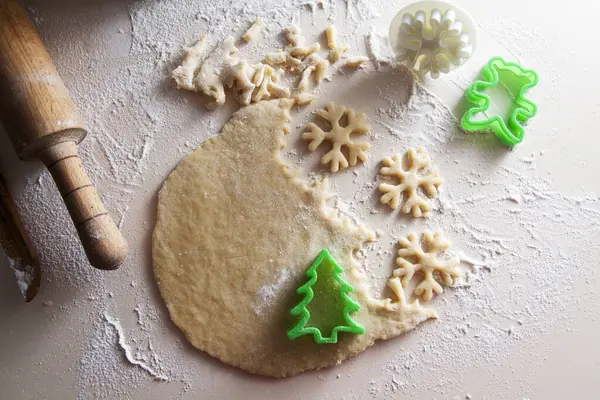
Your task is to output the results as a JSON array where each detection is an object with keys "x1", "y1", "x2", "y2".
[
  {"x1": 78, "y1": 314, "x2": 148, "y2": 400},
  {"x1": 10, "y1": 263, "x2": 34, "y2": 298},
  {"x1": 103, "y1": 313, "x2": 170, "y2": 381},
  {"x1": 0, "y1": 247, "x2": 34, "y2": 298},
  {"x1": 0, "y1": 0, "x2": 596, "y2": 399},
  {"x1": 252, "y1": 267, "x2": 292, "y2": 315}
]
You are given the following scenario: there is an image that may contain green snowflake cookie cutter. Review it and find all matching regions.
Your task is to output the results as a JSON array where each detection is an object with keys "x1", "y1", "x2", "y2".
[
  {"x1": 287, "y1": 249, "x2": 364, "y2": 344},
  {"x1": 461, "y1": 56, "x2": 539, "y2": 147}
]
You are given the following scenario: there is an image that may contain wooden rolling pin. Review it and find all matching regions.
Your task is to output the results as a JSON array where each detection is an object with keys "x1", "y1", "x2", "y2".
[
  {"x1": 0, "y1": 0, "x2": 128, "y2": 270},
  {"x1": 0, "y1": 171, "x2": 40, "y2": 301}
]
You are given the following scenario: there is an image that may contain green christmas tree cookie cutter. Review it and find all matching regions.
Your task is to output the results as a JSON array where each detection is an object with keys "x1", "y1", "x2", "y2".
[
  {"x1": 287, "y1": 249, "x2": 364, "y2": 344},
  {"x1": 461, "y1": 56, "x2": 539, "y2": 147}
]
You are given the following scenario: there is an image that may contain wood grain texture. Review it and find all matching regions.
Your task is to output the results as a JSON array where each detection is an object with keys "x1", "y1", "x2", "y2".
[
  {"x1": 39, "y1": 142, "x2": 129, "y2": 270},
  {"x1": 0, "y1": 0, "x2": 128, "y2": 270},
  {"x1": 0, "y1": 172, "x2": 40, "y2": 302},
  {"x1": 0, "y1": 0, "x2": 86, "y2": 160}
]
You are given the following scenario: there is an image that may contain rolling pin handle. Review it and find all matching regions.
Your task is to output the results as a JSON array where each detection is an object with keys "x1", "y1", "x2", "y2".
[{"x1": 39, "y1": 141, "x2": 128, "y2": 270}]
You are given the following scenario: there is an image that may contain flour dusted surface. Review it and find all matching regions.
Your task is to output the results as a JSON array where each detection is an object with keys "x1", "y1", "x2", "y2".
[{"x1": 0, "y1": 0, "x2": 598, "y2": 398}]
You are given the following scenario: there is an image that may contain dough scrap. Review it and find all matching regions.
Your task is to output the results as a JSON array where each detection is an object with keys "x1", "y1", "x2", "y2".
[
  {"x1": 288, "y1": 43, "x2": 321, "y2": 60},
  {"x1": 393, "y1": 231, "x2": 461, "y2": 301},
  {"x1": 294, "y1": 92, "x2": 315, "y2": 105},
  {"x1": 305, "y1": 54, "x2": 329, "y2": 83},
  {"x1": 329, "y1": 43, "x2": 349, "y2": 63},
  {"x1": 378, "y1": 147, "x2": 443, "y2": 217},
  {"x1": 251, "y1": 64, "x2": 285, "y2": 102},
  {"x1": 171, "y1": 24, "x2": 358, "y2": 109},
  {"x1": 344, "y1": 55, "x2": 370, "y2": 68},
  {"x1": 264, "y1": 51, "x2": 289, "y2": 65},
  {"x1": 284, "y1": 24, "x2": 303, "y2": 46},
  {"x1": 170, "y1": 36, "x2": 207, "y2": 91},
  {"x1": 193, "y1": 36, "x2": 239, "y2": 109},
  {"x1": 325, "y1": 25, "x2": 337, "y2": 49},
  {"x1": 297, "y1": 65, "x2": 316, "y2": 94},
  {"x1": 224, "y1": 60, "x2": 256, "y2": 106},
  {"x1": 296, "y1": 54, "x2": 329, "y2": 97},
  {"x1": 153, "y1": 100, "x2": 435, "y2": 377},
  {"x1": 303, "y1": 102, "x2": 370, "y2": 172},
  {"x1": 173, "y1": 36, "x2": 291, "y2": 109},
  {"x1": 242, "y1": 17, "x2": 265, "y2": 42},
  {"x1": 324, "y1": 25, "x2": 349, "y2": 63}
]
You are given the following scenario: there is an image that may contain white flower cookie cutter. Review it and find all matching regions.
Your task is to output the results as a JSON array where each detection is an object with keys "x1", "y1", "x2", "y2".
[{"x1": 389, "y1": 0, "x2": 477, "y2": 78}]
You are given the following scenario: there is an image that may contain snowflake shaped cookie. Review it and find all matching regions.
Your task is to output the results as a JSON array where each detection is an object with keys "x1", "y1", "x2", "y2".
[
  {"x1": 393, "y1": 231, "x2": 460, "y2": 301},
  {"x1": 302, "y1": 103, "x2": 370, "y2": 172},
  {"x1": 378, "y1": 148, "x2": 442, "y2": 217}
]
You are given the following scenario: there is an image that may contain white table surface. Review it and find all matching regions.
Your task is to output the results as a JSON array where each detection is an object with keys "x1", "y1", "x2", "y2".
[{"x1": 1, "y1": 0, "x2": 599, "y2": 399}]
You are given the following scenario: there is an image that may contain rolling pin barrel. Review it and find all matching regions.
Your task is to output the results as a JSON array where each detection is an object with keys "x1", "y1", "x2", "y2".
[{"x1": 0, "y1": 0, "x2": 128, "y2": 270}]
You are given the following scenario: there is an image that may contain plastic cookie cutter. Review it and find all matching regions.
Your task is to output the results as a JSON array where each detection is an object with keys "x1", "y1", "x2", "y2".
[
  {"x1": 389, "y1": 0, "x2": 477, "y2": 78},
  {"x1": 461, "y1": 56, "x2": 539, "y2": 147},
  {"x1": 287, "y1": 249, "x2": 364, "y2": 344}
]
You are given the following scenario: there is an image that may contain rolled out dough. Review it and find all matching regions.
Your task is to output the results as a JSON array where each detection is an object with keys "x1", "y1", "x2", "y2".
[{"x1": 152, "y1": 99, "x2": 436, "y2": 377}]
